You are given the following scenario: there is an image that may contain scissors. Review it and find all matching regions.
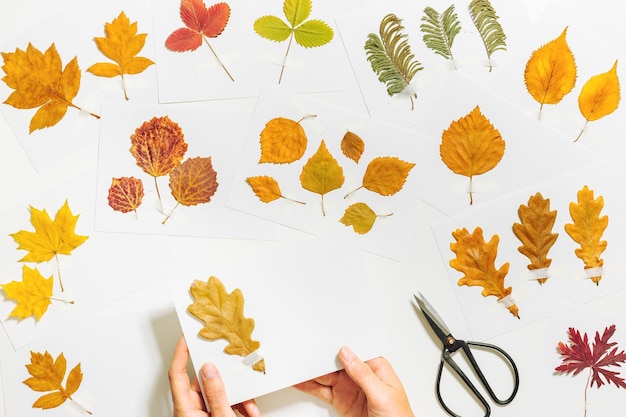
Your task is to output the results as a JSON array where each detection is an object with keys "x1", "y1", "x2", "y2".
[{"x1": 414, "y1": 293, "x2": 519, "y2": 417}]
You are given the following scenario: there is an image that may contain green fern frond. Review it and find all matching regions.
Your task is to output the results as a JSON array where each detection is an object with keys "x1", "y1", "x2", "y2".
[
  {"x1": 468, "y1": 0, "x2": 506, "y2": 70},
  {"x1": 420, "y1": 5, "x2": 461, "y2": 61},
  {"x1": 365, "y1": 14, "x2": 423, "y2": 110}
]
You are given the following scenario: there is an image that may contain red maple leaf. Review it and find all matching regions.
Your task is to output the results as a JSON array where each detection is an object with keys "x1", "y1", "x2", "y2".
[{"x1": 165, "y1": 0, "x2": 230, "y2": 52}]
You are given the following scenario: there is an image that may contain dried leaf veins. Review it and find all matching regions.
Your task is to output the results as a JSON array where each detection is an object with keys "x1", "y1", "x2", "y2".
[{"x1": 300, "y1": 140, "x2": 344, "y2": 216}]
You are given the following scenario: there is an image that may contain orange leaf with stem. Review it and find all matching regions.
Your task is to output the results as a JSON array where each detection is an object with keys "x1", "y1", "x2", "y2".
[
  {"x1": 165, "y1": 0, "x2": 234, "y2": 81},
  {"x1": 246, "y1": 175, "x2": 304, "y2": 204},
  {"x1": 345, "y1": 156, "x2": 415, "y2": 198},
  {"x1": 163, "y1": 156, "x2": 219, "y2": 224},
  {"x1": 259, "y1": 115, "x2": 315, "y2": 164},
  {"x1": 130, "y1": 116, "x2": 188, "y2": 204},
  {"x1": 1, "y1": 43, "x2": 100, "y2": 133},
  {"x1": 450, "y1": 227, "x2": 519, "y2": 318}
]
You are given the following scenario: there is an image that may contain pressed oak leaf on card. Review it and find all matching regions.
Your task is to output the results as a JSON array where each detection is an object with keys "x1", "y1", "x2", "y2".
[
  {"x1": 188, "y1": 276, "x2": 265, "y2": 373},
  {"x1": 23, "y1": 351, "x2": 91, "y2": 414},
  {"x1": 1, "y1": 43, "x2": 99, "y2": 133},
  {"x1": 87, "y1": 11, "x2": 155, "y2": 100}
]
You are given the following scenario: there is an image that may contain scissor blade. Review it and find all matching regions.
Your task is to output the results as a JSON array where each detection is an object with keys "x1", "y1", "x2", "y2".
[{"x1": 414, "y1": 292, "x2": 451, "y2": 337}]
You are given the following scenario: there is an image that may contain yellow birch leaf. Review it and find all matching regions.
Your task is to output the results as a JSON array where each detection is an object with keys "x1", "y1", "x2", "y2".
[
  {"x1": 361, "y1": 156, "x2": 415, "y2": 196},
  {"x1": 575, "y1": 60, "x2": 620, "y2": 141},
  {"x1": 1, "y1": 265, "x2": 53, "y2": 321},
  {"x1": 23, "y1": 351, "x2": 89, "y2": 413},
  {"x1": 524, "y1": 27, "x2": 577, "y2": 112},
  {"x1": 300, "y1": 140, "x2": 344, "y2": 216},
  {"x1": 87, "y1": 11, "x2": 155, "y2": 100},
  {"x1": 564, "y1": 186, "x2": 608, "y2": 285},
  {"x1": 188, "y1": 276, "x2": 265, "y2": 373},
  {"x1": 341, "y1": 131, "x2": 365, "y2": 163},
  {"x1": 440, "y1": 106, "x2": 505, "y2": 204},
  {"x1": 450, "y1": 227, "x2": 519, "y2": 318},
  {"x1": 340, "y1": 202, "x2": 391, "y2": 234},
  {"x1": 259, "y1": 116, "x2": 311, "y2": 164},
  {"x1": 246, "y1": 175, "x2": 304, "y2": 205},
  {"x1": 512, "y1": 192, "x2": 558, "y2": 284}
]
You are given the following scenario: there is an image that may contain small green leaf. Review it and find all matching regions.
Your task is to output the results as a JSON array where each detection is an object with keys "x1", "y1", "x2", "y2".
[
  {"x1": 283, "y1": 0, "x2": 312, "y2": 27},
  {"x1": 254, "y1": 15, "x2": 292, "y2": 42},
  {"x1": 294, "y1": 20, "x2": 334, "y2": 48}
]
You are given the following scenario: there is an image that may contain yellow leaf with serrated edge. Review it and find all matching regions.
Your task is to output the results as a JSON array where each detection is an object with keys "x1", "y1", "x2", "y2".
[
  {"x1": 524, "y1": 27, "x2": 577, "y2": 112},
  {"x1": 87, "y1": 11, "x2": 155, "y2": 100},
  {"x1": 300, "y1": 140, "x2": 344, "y2": 216},
  {"x1": 246, "y1": 175, "x2": 284, "y2": 203},
  {"x1": 362, "y1": 156, "x2": 415, "y2": 196},
  {"x1": 575, "y1": 60, "x2": 620, "y2": 141},
  {"x1": 341, "y1": 131, "x2": 365, "y2": 163},
  {"x1": 450, "y1": 227, "x2": 518, "y2": 318},
  {"x1": 1, "y1": 265, "x2": 53, "y2": 321},
  {"x1": 512, "y1": 192, "x2": 558, "y2": 284},
  {"x1": 23, "y1": 351, "x2": 89, "y2": 413},
  {"x1": 440, "y1": 106, "x2": 505, "y2": 204},
  {"x1": 259, "y1": 116, "x2": 311, "y2": 163},
  {"x1": 564, "y1": 186, "x2": 608, "y2": 285},
  {"x1": 188, "y1": 277, "x2": 265, "y2": 373}
]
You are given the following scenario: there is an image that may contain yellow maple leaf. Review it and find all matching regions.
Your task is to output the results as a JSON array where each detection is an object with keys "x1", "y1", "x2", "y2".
[
  {"x1": 575, "y1": 60, "x2": 620, "y2": 142},
  {"x1": 300, "y1": 140, "x2": 345, "y2": 216},
  {"x1": 440, "y1": 106, "x2": 505, "y2": 205},
  {"x1": 1, "y1": 265, "x2": 53, "y2": 321},
  {"x1": 512, "y1": 192, "x2": 558, "y2": 284},
  {"x1": 23, "y1": 351, "x2": 90, "y2": 414},
  {"x1": 1, "y1": 43, "x2": 99, "y2": 133},
  {"x1": 340, "y1": 202, "x2": 392, "y2": 234},
  {"x1": 564, "y1": 186, "x2": 608, "y2": 285},
  {"x1": 188, "y1": 276, "x2": 265, "y2": 373},
  {"x1": 87, "y1": 11, "x2": 155, "y2": 100},
  {"x1": 450, "y1": 227, "x2": 519, "y2": 318},
  {"x1": 259, "y1": 116, "x2": 313, "y2": 164},
  {"x1": 524, "y1": 27, "x2": 577, "y2": 115},
  {"x1": 10, "y1": 200, "x2": 88, "y2": 291}
]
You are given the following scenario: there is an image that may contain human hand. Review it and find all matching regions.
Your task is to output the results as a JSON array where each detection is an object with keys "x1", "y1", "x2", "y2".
[
  {"x1": 168, "y1": 336, "x2": 262, "y2": 417},
  {"x1": 294, "y1": 346, "x2": 414, "y2": 417}
]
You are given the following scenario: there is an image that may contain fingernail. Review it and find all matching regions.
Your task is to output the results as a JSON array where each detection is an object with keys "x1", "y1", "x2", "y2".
[
  {"x1": 202, "y1": 363, "x2": 218, "y2": 379},
  {"x1": 339, "y1": 346, "x2": 355, "y2": 364}
]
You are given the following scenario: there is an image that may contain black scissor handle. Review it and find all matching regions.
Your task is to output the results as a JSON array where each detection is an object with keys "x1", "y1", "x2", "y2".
[{"x1": 435, "y1": 341, "x2": 519, "y2": 417}]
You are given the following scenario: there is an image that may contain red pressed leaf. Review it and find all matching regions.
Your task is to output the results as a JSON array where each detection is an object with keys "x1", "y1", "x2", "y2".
[
  {"x1": 556, "y1": 324, "x2": 626, "y2": 389},
  {"x1": 165, "y1": 0, "x2": 230, "y2": 52},
  {"x1": 107, "y1": 177, "x2": 144, "y2": 213}
]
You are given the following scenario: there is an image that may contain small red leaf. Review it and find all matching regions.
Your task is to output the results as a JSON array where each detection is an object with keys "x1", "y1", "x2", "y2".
[
  {"x1": 165, "y1": 28, "x2": 203, "y2": 52},
  {"x1": 180, "y1": 0, "x2": 210, "y2": 33},
  {"x1": 203, "y1": 2, "x2": 230, "y2": 37}
]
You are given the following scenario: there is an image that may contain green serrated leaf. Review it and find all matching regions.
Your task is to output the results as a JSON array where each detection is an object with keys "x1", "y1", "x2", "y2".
[
  {"x1": 294, "y1": 19, "x2": 334, "y2": 48},
  {"x1": 420, "y1": 5, "x2": 461, "y2": 60},
  {"x1": 283, "y1": 0, "x2": 312, "y2": 27},
  {"x1": 254, "y1": 15, "x2": 292, "y2": 42},
  {"x1": 468, "y1": 0, "x2": 507, "y2": 70},
  {"x1": 364, "y1": 14, "x2": 423, "y2": 110}
]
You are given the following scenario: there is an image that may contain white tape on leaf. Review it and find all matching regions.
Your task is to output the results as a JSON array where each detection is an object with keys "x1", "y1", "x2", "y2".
[{"x1": 497, "y1": 294, "x2": 516, "y2": 308}]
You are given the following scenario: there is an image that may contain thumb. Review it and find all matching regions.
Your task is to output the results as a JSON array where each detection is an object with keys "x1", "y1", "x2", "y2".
[
  {"x1": 200, "y1": 363, "x2": 233, "y2": 415},
  {"x1": 338, "y1": 346, "x2": 383, "y2": 397}
]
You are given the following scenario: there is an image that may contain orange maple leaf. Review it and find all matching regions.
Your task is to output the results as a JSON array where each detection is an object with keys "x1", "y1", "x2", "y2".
[
  {"x1": 440, "y1": 106, "x2": 505, "y2": 205},
  {"x1": 188, "y1": 276, "x2": 265, "y2": 373},
  {"x1": 450, "y1": 227, "x2": 519, "y2": 318},
  {"x1": 23, "y1": 351, "x2": 91, "y2": 414},
  {"x1": 87, "y1": 11, "x2": 155, "y2": 100},
  {"x1": 524, "y1": 27, "x2": 577, "y2": 116},
  {"x1": 107, "y1": 176, "x2": 144, "y2": 214},
  {"x1": 163, "y1": 156, "x2": 219, "y2": 224},
  {"x1": 1, "y1": 43, "x2": 99, "y2": 133},
  {"x1": 259, "y1": 116, "x2": 313, "y2": 164},
  {"x1": 300, "y1": 140, "x2": 344, "y2": 216},
  {"x1": 130, "y1": 116, "x2": 188, "y2": 201}
]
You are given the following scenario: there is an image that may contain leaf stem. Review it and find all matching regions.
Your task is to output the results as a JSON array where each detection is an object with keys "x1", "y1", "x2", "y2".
[
  {"x1": 279, "y1": 31, "x2": 295, "y2": 84},
  {"x1": 344, "y1": 186, "x2": 364, "y2": 199},
  {"x1": 154, "y1": 176, "x2": 162, "y2": 207},
  {"x1": 574, "y1": 120, "x2": 589, "y2": 142},
  {"x1": 55, "y1": 254, "x2": 64, "y2": 292},
  {"x1": 50, "y1": 296, "x2": 75, "y2": 305},
  {"x1": 69, "y1": 396, "x2": 92, "y2": 415},
  {"x1": 321, "y1": 195, "x2": 326, "y2": 217},
  {"x1": 203, "y1": 36, "x2": 234, "y2": 82},
  {"x1": 121, "y1": 74, "x2": 129, "y2": 101},
  {"x1": 468, "y1": 177, "x2": 474, "y2": 205},
  {"x1": 69, "y1": 103, "x2": 101, "y2": 120},
  {"x1": 584, "y1": 368, "x2": 591, "y2": 417},
  {"x1": 162, "y1": 202, "x2": 180, "y2": 225}
]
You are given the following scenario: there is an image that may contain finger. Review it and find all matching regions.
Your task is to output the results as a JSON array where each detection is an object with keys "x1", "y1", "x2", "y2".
[
  {"x1": 338, "y1": 346, "x2": 384, "y2": 398},
  {"x1": 169, "y1": 336, "x2": 192, "y2": 397},
  {"x1": 200, "y1": 362, "x2": 234, "y2": 416},
  {"x1": 293, "y1": 380, "x2": 333, "y2": 403},
  {"x1": 239, "y1": 400, "x2": 262, "y2": 417}
]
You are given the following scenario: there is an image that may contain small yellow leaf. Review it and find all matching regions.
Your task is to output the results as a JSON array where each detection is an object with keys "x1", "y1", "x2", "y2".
[
  {"x1": 341, "y1": 131, "x2": 365, "y2": 163},
  {"x1": 340, "y1": 202, "x2": 377, "y2": 234},
  {"x1": 450, "y1": 227, "x2": 518, "y2": 318},
  {"x1": 300, "y1": 140, "x2": 344, "y2": 216},
  {"x1": 362, "y1": 156, "x2": 415, "y2": 196},
  {"x1": 188, "y1": 277, "x2": 265, "y2": 373},
  {"x1": 564, "y1": 186, "x2": 608, "y2": 285},
  {"x1": 524, "y1": 27, "x2": 577, "y2": 111},
  {"x1": 246, "y1": 175, "x2": 284, "y2": 203},
  {"x1": 259, "y1": 116, "x2": 310, "y2": 164},
  {"x1": 440, "y1": 106, "x2": 505, "y2": 204},
  {"x1": 1, "y1": 265, "x2": 53, "y2": 321}
]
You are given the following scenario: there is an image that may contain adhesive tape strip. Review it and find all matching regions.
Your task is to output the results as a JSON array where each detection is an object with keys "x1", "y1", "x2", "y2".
[{"x1": 497, "y1": 294, "x2": 516, "y2": 308}]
